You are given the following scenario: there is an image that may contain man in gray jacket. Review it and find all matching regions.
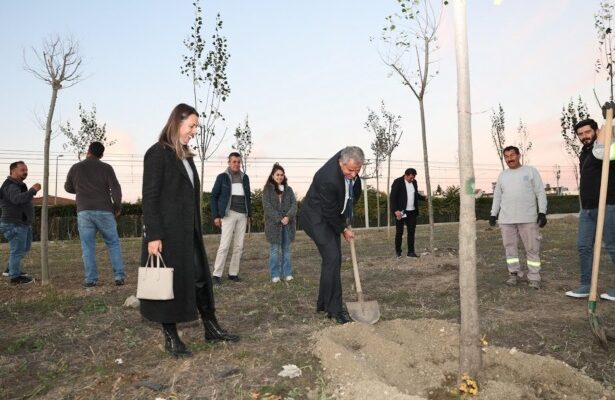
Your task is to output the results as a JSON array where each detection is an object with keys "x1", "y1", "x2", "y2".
[
  {"x1": 490, "y1": 146, "x2": 547, "y2": 289},
  {"x1": 0, "y1": 161, "x2": 40, "y2": 285},
  {"x1": 65, "y1": 142, "x2": 125, "y2": 287}
]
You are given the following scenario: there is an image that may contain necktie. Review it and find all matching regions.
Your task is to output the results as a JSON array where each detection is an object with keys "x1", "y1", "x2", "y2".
[{"x1": 345, "y1": 179, "x2": 353, "y2": 224}]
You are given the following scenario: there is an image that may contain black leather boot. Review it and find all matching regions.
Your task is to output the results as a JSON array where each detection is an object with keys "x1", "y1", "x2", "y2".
[
  {"x1": 162, "y1": 323, "x2": 192, "y2": 358},
  {"x1": 203, "y1": 316, "x2": 240, "y2": 343}
]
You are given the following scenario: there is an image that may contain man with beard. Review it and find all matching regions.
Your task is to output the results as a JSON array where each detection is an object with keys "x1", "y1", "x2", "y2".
[
  {"x1": 490, "y1": 146, "x2": 547, "y2": 289},
  {"x1": 0, "y1": 161, "x2": 40, "y2": 285},
  {"x1": 566, "y1": 112, "x2": 615, "y2": 300}
]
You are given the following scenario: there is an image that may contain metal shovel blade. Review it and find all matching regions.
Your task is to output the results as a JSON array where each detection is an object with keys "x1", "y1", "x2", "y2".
[
  {"x1": 589, "y1": 305, "x2": 609, "y2": 350},
  {"x1": 346, "y1": 299, "x2": 380, "y2": 325}
]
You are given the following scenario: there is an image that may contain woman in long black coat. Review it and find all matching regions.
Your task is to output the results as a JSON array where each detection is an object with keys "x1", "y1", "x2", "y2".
[{"x1": 141, "y1": 103, "x2": 239, "y2": 357}]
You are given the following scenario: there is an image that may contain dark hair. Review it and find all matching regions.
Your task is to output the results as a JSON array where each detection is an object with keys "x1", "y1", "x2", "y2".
[
  {"x1": 404, "y1": 168, "x2": 417, "y2": 176},
  {"x1": 265, "y1": 163, "x2": 288, "y2": 193},
  {"x1": 503, "y1": 145, "x2": 520, "y2": 155},
  {"x1": 9, "y1": 161, "x2": 25, "y2": 172},
  {"x1": 228, "y1": 152, "x2": 241, "y2": 161},
  {"x1": 158, "y1": 103, "x2": 198, "y2": 159},
  {"x1": 574, "y1": 118, "x2": 598, "y2": 133},
  {"x1": 88, "y1": 142, "x2": 105, "y2": 158}
]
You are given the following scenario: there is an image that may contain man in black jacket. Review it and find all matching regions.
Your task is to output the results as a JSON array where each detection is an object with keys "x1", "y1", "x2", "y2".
[
  {"x1": 566, "y1": 111, "x2": 615, "y2": 300},
  {"x1": 301, "y1": 146, "x2": 363, "y2": 324},
  {"x1": 0, "y1": 161, "x2": 40, "y2": 285},
  {"x1": 390, "y1": 168, "x2": 426, "y2": 258}
]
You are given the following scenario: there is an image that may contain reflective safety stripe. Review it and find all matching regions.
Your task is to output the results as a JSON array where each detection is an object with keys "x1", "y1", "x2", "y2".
[
  {"x1": 527, "y1": 260, "x2": 541, "y2": 268},
  {"x1": 506, "y1": 258, "x2": 520, "y2": 264}
]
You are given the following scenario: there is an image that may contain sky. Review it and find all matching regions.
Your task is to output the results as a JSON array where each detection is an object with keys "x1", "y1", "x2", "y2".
[{"x1": 0, "y1": 0, "x2": 607, "y2": 201}]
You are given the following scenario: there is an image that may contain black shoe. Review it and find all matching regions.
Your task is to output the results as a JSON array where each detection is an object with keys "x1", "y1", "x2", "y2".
[
  {"x1": 407, "y1": 252, "x2": 419, "y2": 258},
  {"x1": 11, "y1": 275, "x2": 34, "y2": 285},
  {"x1": 326, "y1": 310, "x2": 352, "y2": 324},
  {"x1": 83, "y1": 281, "x2": 97, "y2": 288},
  {"x1": 203, "y1": 318, "x2": 240, "y2": 342},
  {"x1": 213, "y1": 276, "x2": 222, "y2": 286},
  {"x1": 162, "y1": 324, "x2": 192, "y2": 358},
  {"x1": 396, "y1": 252, "x2": 402, "y2": 259},
  {"x1": 228, "y1": 275, "x2": 241, "y2": 282},
  {"x1": 115, "y1": 279, "x2": 125, "y2": 286}
]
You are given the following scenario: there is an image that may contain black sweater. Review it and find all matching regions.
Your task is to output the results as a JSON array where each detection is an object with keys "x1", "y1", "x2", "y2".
[
  {"x1": 579, "y1": 144, "x2": 615, "y2": 209},
  {"x1": 0, "y1": 177, "x2": 36, "y2": 225}
]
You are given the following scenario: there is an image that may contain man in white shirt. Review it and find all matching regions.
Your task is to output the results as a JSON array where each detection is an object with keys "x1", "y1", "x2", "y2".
[
  {"x1": 490, "y1": 146, "x2": 548, "y2": 289},
  {"x1": 390, "y1": 168, "x2": 426, "y2": 258}
]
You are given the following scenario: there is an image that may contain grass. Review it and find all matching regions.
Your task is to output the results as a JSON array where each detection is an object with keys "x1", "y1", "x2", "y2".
[{"x1": 1, "y1": 216, "x2": 615, "y2": 398}]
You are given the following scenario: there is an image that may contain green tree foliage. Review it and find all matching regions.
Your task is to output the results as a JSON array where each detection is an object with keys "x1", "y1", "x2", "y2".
[
  {"x1": 232, "y1": 115, "x2": 252, "y2": 173},
  {"x1": 60, "y1": 104, "x2": 115, "y2": 160},
  {"x1": 490, "y1": 103, "x2": 506, "y2": 170}
]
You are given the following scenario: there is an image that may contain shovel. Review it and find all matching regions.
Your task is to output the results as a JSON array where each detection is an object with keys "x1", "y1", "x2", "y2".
[
  {"x1": 588, "y1": 106, "x2": 614, "y2": 350},
  {"x1": 346, "y1": 236, "x2": 380, "y2": 324}
]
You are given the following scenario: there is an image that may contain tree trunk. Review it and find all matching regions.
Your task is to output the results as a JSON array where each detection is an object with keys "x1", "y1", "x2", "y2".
[
  {"x1": 418, "y1": 98, "x2": 435, "y2": 252},
  {"x1": 453, "y1": 0, "x2": 481, "y2": 378},
  {"x1": 386, "y1": 155, "x2": 392, "y2": 239},
  {"x1": 41, "y1": 87, "x2": 59, "y2": 285},
  {"x1": 376, "y1": 165, "x2": 381, "y2": 227},
  {"x1": 363, "y1": 178, "x2": 370, "y2": 228}
]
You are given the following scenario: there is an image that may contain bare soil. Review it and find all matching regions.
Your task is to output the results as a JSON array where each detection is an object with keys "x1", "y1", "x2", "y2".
[{"x1": 2, "y1": 216, "x2": 615, "y2": 399}]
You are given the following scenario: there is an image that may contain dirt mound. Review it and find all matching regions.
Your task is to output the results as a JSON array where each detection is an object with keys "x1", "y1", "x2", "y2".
[{"x1": 313, "y1": 319, "x2": 613, "y2": 399}]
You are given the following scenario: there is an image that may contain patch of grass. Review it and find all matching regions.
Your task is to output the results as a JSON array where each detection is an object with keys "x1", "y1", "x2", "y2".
[
  {"x1": 6, "y1": 288, "x2": 77, "y2": 315},
  {"x1": 79, "y1": 297, "x2": 108, "y2": 315},
  {"x1": 5, "y1": 335, "x2": 46, "y2": 354}
]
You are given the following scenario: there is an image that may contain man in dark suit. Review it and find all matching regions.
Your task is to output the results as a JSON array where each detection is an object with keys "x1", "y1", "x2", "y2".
[
  {"x1": 390, "y1": 168, "x2": 426, "y2": 258},
  {"x1": 301, "y1": 146, "x2": 363, "y2": 324}
]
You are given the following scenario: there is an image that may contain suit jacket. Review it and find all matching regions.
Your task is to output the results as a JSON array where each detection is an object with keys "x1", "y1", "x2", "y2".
[
  {"x1": 301, "y1": 150, "x2": 362, "y2": 237},
  {"x1": 390, "y1": 176, "x2": 426, "y2": 216},
  {"x1": 140, "y1": 143, "x2": 205, "y2": 323}
]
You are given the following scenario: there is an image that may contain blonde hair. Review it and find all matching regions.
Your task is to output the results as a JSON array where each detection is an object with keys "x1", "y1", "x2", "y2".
[{"x1": 158, "y1": 103, "x2": 197, "y2": 159}]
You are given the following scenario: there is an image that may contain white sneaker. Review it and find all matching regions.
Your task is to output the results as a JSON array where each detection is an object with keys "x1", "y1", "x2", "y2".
[
  {"x1": 272, "y1": 277, "x2": 280, "y2": 283},
  {"x1": 285, "y1": 276, "x2": 294, "y2": 281}
]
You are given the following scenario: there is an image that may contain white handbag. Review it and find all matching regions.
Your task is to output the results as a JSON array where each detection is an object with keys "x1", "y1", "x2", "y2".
[{"x1": 136, "y1": 254, "x2": 174, "y2": 300}]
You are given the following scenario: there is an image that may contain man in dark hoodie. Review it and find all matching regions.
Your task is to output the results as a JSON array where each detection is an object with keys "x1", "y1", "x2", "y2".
[{"x1": 0, "y1": 161, "x2": 40, "y2": 285}]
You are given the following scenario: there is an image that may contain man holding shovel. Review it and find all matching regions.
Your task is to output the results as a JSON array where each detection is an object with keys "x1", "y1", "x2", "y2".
[
  {"x1": 566, "y1": 108, "x2": 615, "y2": 300},
  {"x1": 301, "y1": 146, "x2": 363, "y2": 324}
]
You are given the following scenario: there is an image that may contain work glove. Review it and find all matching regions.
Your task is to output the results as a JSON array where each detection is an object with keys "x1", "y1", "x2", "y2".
[
  {"x1": 537, "y1": 213, "x2": 547, "y2": 228},
  {"x1": 602, "y1": 101, "x2": 615, "y2": 119},
  {"x1": 488, "y1": 215, "x2": 497, "y2": 227}
]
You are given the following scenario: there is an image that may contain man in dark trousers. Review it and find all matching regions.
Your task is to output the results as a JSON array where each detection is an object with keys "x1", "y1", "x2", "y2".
[
  {"x1": 301, "y1": 146, "x2": 363, "y2": 324},
  {"x1": 65, "y1": 142, "x2": 125, "y2": 287},
  {"x1": 0, "y1": 161, "x2": 40, "y2": 285},
  {"x1": 390, "y1": 168, "x2": 426, "y2": 258}
]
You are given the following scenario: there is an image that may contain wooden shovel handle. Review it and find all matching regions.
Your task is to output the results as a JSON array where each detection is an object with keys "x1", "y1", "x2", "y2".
[
  {"x1": 349, "y1": 237, "x2": 364, "y2": 302},
  {"x1": 590, "y1": 108, "x2": 614, "y2": 302}
]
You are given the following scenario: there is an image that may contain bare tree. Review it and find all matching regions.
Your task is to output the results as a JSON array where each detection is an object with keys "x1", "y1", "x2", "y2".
[
  {"x1": 24, "y1": 36, "x2": 83, "y2": 285},
  {"x1": 61, "y1": 103, "x2": 116, "y2": 160},
  {"x1": 181, "y1": 0, "x2": 230, "y2": 193},
  {"x1": 365, "y1": 101, "x2": 403, "y2": 237},
  {"x1": 380, "y1": 0, "x2": 444, "y2": 252},
  {"x1": 490, "y1": 103, "x2": 506, "y2": 170},
  {"x1": 560, "y1": 96, "x2": 589, "y2": 193},
  {"x1": 554, "y1": 164, "x2": 562, "y2": 195},
  {"x1": 232, "y1": 115, "x2": 252, "y2": 173},
  {"x1": 516, "y1": 118, "x2": 532, "y2": 165},
  {"x1": 452, "y1": 0, "x2": 482, "y2": 379},
  {"x1": 359, "y1": 160, "x2": 377, "y2": 228},
  {"x1": 595, "y1": 0, "x2": 615, "y2": 104}
]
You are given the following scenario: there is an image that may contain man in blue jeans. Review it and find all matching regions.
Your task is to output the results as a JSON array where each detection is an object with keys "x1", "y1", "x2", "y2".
[
  {"x1": 0, "y1": 161, "x2": 40, "y2": 285},
  {"x1": 566, "y1": 110, "x2": 615, "y2": 300},
  {"x1": 65, "y1": 142, "x2": 125, "y2": 287}
]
